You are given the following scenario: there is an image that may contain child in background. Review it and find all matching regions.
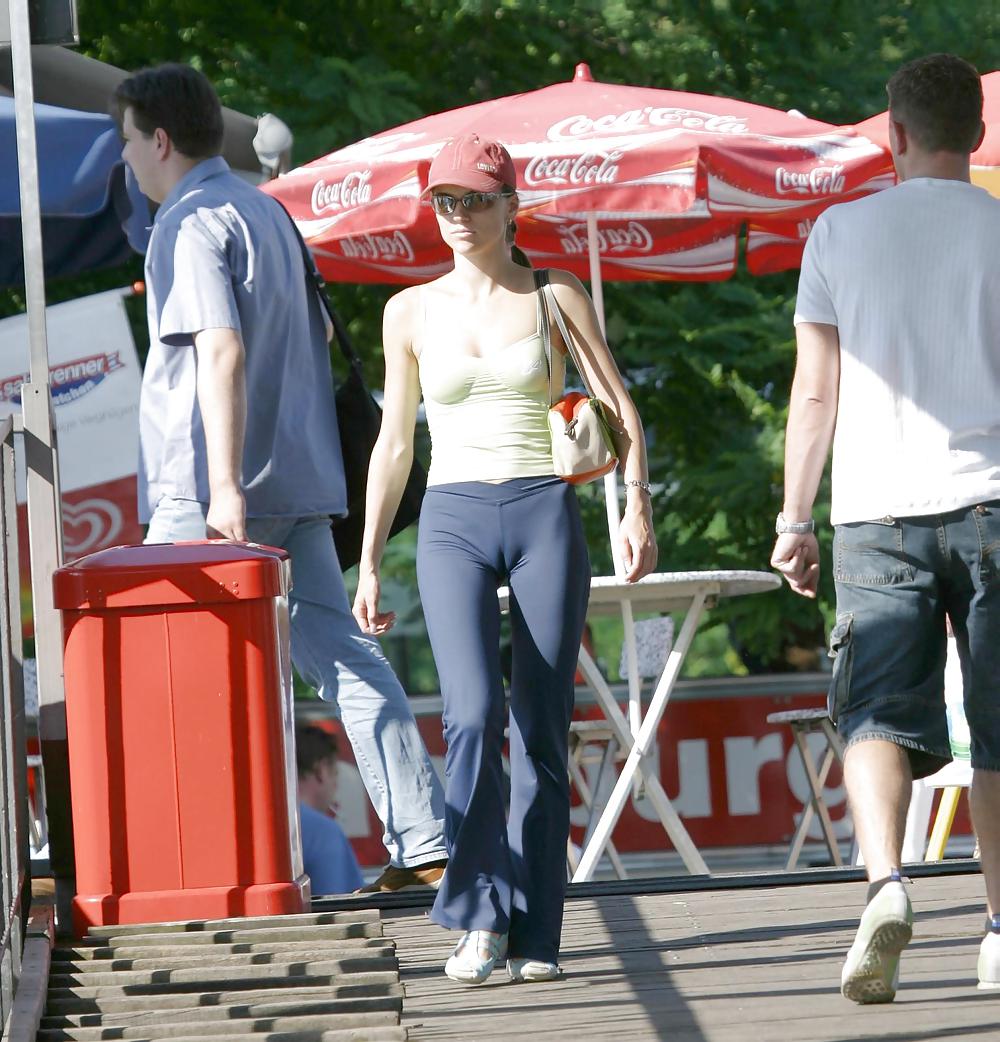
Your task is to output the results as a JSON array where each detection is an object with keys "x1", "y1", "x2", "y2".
[{"x1": 296, "y1": 724, "x2": 363, "y2": 895}]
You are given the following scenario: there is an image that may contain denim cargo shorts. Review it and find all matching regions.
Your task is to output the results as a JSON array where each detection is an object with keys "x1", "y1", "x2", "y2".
[{"x1": 828, "y1": 500, "x2": 1000, "y2": 779}]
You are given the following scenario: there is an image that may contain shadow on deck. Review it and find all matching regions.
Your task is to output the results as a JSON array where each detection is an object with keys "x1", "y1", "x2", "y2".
[{"x1": 337, "y1": 863, "x2": 996, "y2": 1042}]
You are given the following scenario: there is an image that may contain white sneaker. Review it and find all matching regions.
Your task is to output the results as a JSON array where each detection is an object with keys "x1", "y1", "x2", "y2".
[
  {"x1": 507, "y1": 957, "x2": 563, "y2": 982},
  {"x1": 841, "y1": 878, "x2": 913, "y2": 1004},
  {"x1": 978, "y1": 931, "x2": 1000, "y2": 990},
  {"x1": 444, "y1": 930, "x2": 508, "y2": 985}
]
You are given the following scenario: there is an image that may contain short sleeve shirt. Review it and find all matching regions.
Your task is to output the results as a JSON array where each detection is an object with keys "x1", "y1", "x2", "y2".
[
  {"x1": 138, "y1": 157, "x2": 346, "y2": 521},
  {"x1": 794, "y1": 179, "x2": 1000, "y2": 525}
]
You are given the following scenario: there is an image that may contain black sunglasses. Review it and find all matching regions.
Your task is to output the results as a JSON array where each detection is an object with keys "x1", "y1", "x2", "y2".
[{"x1": 430, "y1": 190, "x2": 513, "y2": 215}]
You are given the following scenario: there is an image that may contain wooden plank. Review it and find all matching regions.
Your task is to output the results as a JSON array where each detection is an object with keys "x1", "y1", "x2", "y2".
[{"x1": 385, "y1": 872, "x2": 997, "y2": 1041}]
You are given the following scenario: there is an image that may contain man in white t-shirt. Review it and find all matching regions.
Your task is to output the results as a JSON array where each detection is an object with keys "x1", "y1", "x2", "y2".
[{"x1": 771, "y1": 53, "x2": 1000, "y2": 1002}]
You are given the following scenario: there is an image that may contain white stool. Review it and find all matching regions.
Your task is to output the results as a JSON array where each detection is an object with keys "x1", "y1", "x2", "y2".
[
  {"x1": 903, "y1": 760, "x2": 971, "y2": 862},
  {"x1": 767, "y1": 707, "x2": 846, "y2": 869}
]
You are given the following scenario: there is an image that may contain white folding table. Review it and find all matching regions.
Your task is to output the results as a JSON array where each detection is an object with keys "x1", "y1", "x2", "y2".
[{"x1": 499, "y1": 569, "x2": 780, "y2": 880}]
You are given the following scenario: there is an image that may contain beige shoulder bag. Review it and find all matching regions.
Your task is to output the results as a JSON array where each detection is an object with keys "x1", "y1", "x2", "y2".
[{"x1": 535, "y1": 270, "x2": 619, "y2": 485}]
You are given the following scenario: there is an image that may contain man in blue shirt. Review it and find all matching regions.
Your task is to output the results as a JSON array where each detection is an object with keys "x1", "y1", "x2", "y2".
[
  {"x1": 115, "y1": 64, "x2": 446, "y2": 891},
  {"x1": 296, "y1": 725, "x2": 363, "y2": 895}
]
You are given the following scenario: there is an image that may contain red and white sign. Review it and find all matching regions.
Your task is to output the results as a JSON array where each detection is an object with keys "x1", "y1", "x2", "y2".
[
  {"x1": 304, "y1": 683, "x2": 971, "y2": 870},
  {"x1": 0, "y1": 289, "x2": 143, "y2": 635}
]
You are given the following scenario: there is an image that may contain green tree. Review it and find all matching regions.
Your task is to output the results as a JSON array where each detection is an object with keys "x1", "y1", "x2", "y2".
[{"x1": 6, "y1": 0, "x2": 997, "y2": 676}]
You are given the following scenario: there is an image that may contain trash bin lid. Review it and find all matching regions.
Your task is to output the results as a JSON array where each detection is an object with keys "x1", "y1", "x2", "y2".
[{"x1": 53, "y1": 541, "x2": 291, "y2": 610}]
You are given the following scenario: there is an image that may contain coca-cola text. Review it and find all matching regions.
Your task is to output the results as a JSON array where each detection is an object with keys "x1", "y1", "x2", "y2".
[
  {"x1": 775, "y1": 164, "x2": 846, "y2": 196},
  {"x1": 548, "y1": 107, "x2": 748, "y2": 142},
  {"x1": 311, "y1": 170, "x2": 373, "y2": 215},
  {"x1": 524, "y1": 151, "x2": 623, "y2": 186},
  {"x1": 338, "y1": 231, "x2": 415, "y2": 264},
  {"x1": 557, "y1": 221, "x2": 653, "y2": 255}
]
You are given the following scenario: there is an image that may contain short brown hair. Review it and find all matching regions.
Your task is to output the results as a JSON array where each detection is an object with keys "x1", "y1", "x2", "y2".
[
  {"x1": 115, "y1": 63, "x2": 224, "y2": 160},
  {"x1": 887, "y1": 54, "x2": 983, "y2": 154},
  {"x1": 295, "y1": 724, "x2": 339, "y2": 779}
]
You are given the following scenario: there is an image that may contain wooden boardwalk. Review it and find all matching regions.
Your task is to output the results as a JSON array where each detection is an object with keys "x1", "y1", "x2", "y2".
[{"x1": 383, "y1": 871, "x2": 998, "y2": 1041}]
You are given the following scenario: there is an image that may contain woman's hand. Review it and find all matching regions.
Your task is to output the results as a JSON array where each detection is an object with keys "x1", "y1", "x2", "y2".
[
  {"x1": 619, "y1": 499, "x2": 657, "y2": 583},
  {"x1": 352, "y1": 566, "x2": 397, "y2": 635}
]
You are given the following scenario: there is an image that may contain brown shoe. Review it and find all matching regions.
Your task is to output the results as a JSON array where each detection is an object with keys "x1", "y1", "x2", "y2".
[{"x1": 356, "y1": 859, "x2": 447, "y2": 893}]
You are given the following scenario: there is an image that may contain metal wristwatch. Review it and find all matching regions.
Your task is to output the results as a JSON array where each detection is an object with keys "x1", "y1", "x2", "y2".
[{"x1": 774, "y1": 512, "x2": 816, "y2": 535}]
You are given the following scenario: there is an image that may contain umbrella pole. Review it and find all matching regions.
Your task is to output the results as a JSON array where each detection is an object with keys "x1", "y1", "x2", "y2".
[
  {"x1": 10, "y1": 0, "x2": 71, "y2": 931},
  {"x1": 586, "y1": 215, "x2": 643, "y2": 751}
]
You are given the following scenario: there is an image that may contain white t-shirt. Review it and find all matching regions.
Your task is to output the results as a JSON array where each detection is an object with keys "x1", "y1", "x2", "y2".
[{"x1": 794, "y1": 178, "x2": 1000, "y2": 525}]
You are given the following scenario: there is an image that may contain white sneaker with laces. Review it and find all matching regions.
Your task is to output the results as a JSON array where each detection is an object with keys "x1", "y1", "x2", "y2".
[
  {"x1": 841, "y1": 878, "x2": 913, "y2": 1004},
  {"x1": 507, "y1": 957, "x2": 563, "y2": 982},
  {"x1": 444, "y1": 930, "x2": 508, "y2": 985},
  {"x1": 978, "y1": 930, "x2": 1000, "y2": 990}
]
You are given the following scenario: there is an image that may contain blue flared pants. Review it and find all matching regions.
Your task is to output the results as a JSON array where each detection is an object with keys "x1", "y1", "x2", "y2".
[{"x1": 416, "y1": 476, "x2": 591, "y2": 963}]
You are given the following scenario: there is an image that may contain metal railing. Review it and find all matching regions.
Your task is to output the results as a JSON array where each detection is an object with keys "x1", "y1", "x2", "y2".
[{"x1": 0, "y1": 416, "x2": 28, "y2": 1028}]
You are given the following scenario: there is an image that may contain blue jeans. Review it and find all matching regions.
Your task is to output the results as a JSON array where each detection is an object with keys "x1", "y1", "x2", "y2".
[
  {"x1": 146, "y1": 498, "x2": 447, "y2": 867},
  {"x1": 829, "y1": 501, "x2": 1000, "y2": 779}
]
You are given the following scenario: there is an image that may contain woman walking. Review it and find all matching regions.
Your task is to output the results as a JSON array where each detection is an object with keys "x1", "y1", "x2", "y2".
[{"x1": 354, "y1": 133, "x2": 656, "y2": 984}]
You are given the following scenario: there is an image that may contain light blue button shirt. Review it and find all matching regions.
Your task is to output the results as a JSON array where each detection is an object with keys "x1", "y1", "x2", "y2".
[{"x1": 137, "y1": 157, "x2": 346, "y2": 521}]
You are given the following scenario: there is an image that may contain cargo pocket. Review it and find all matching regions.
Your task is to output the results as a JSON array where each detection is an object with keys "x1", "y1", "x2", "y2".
[{"x1": 827, "y1": 613, "x2": 854, "y2": 724}]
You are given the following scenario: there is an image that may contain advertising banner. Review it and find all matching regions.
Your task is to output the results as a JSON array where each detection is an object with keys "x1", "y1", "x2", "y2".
[
  {"x1": 0, "y1": 288, "x2": 143, "y2": 635},
  {"x1": 302, "y1": 681, "x2": 972, "y2": 869}
]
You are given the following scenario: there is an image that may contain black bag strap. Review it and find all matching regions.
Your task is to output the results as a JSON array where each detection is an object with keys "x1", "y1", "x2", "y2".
[
  {"x1": 533, "y1": 269, "x2": 554, "y2": 403},
  {"x1": 274, "y1": 200, "x2": 363, "y2": 374}
]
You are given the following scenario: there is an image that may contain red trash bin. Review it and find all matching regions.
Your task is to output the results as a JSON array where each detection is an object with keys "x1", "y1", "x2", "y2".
[{"x1": 53, "y1": 540, "x2": 309, "y2": 934}]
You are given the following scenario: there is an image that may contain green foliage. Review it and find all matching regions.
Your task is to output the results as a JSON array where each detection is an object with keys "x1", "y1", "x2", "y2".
[{"x1": 5, "y1": 0, "x2": 997, "y2": 673}]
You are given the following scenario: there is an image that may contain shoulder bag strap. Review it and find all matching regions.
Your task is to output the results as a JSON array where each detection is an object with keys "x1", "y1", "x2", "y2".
[
  {"x1": 540, "y1": 278, "x2": 597, "y2": 398},
  {"x1": 272, "y1": 199, "x2": 362, "y2": 374}
]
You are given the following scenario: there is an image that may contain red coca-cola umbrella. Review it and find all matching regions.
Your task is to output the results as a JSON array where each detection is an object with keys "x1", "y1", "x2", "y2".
[{"x1": 262, "y1": 63, "x2": 892, "y2": 292}]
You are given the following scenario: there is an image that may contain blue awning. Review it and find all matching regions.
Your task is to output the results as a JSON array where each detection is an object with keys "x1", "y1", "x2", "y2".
[{"x1": 0, "y1": 95, "x2": 149, "y2": 287}]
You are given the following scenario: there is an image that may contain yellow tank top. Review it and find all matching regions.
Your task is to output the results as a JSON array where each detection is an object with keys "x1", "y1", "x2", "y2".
[{"x1": 417, "y1": 285, "x2": 564, "y2": 486}]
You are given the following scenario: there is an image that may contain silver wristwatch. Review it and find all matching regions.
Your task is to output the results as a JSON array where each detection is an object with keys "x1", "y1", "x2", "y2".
[{"x1": 775, "y1": 512, "x2": 815, "y2": 535}]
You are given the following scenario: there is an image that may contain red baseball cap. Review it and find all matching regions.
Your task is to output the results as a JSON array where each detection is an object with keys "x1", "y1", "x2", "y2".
[{"x1": 426, "y1": 133, "x2": 517, "y2": 193}]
